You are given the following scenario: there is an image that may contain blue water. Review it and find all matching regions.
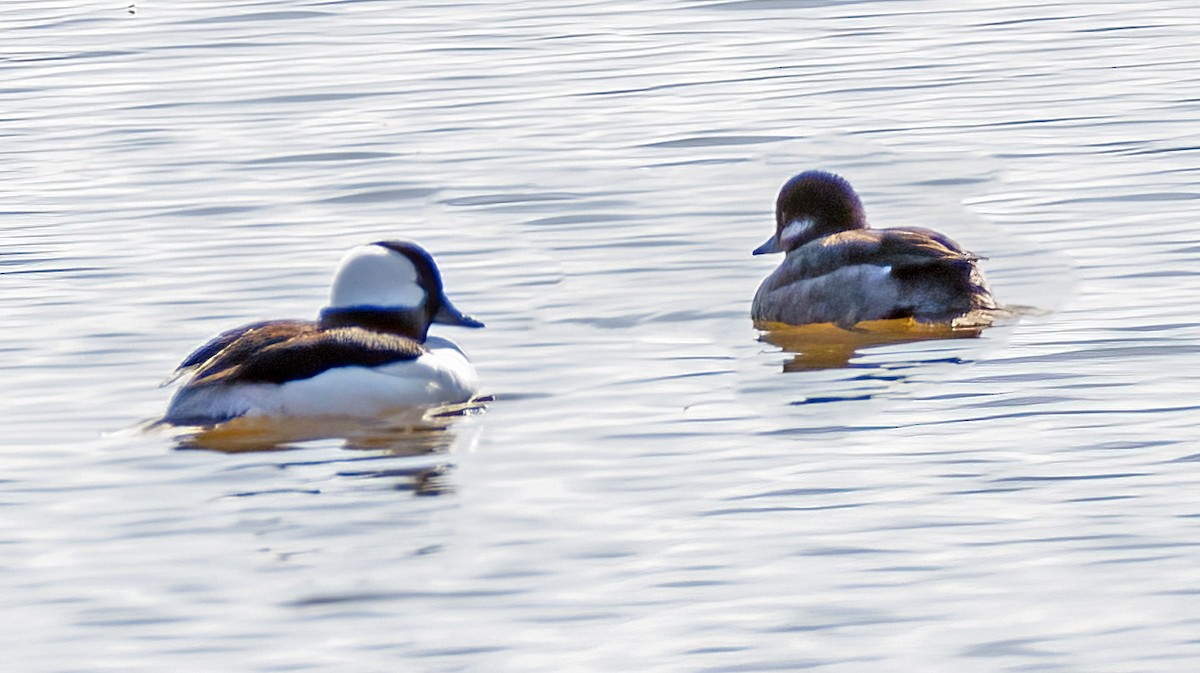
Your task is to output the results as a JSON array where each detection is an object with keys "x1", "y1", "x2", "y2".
[{"x1": 3, "y1": 1, "x2": 1200, "y2": 671}]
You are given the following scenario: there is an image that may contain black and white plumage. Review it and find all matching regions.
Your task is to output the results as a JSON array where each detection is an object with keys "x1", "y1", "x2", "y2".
[
  {"x1": 751, "y1": 170, "x2": 997, "y2": 329},
  {"x1": 163, "y1": 241, "x2": 483, "y2": 426}
]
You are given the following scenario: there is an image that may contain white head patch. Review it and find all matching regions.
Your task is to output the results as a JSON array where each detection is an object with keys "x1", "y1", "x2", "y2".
[
  {"x1": 780, "y1": 217, "x2": 816, "y2": 246},
  {"x1": 328, "y1": 245, "x2": 427, "y2": 309}
]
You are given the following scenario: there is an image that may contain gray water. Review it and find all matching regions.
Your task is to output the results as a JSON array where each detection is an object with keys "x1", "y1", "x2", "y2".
[{"x1": 3, "y1": 1, "x2": 1200, "y2": 671}]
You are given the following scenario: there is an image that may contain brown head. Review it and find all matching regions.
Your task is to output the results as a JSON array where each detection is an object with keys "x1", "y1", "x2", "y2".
[{"x1": 753, "y1": 170, "x2": 868, "y2": 255}]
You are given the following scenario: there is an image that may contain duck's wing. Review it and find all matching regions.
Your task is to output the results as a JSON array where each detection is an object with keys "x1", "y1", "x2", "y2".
[
  {"x1": 778, "y1": 228, "x2": 977, "y2": 281},
  {"x1": 175, "y1": 320, "x2": 296, "y2": 370},
  {"x1": 756, "y1": 228, "x2": 995, "y2": 328},
  {"x1": 848, "y1": 228, "x2": 997, "y2": 317},
  {"x1": 169, "y1": 320, "x2": 313, "y2": 383},
  {"x1": 189, "y1": 326, "x2": 425, "y2": 386},
  {"x1": 875, "y1": 226, "x2": 984, "y2": 264}
]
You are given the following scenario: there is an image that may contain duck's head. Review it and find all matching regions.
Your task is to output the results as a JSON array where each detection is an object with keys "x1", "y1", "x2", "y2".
[
  {"x1": 320, "y1": 241, "x2": 483, "y2": 341},
  {"x1": 753, "y1": 170, "x2": 868, "y2": 255}
]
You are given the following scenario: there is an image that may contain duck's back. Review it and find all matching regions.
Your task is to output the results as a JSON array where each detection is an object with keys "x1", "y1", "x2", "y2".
[
  {"x1": 163, "y1": 322, "x2": 476, "y2": 424},
  {"x1": 752, "y1": 227, "x2": 996, "y2": 328}
]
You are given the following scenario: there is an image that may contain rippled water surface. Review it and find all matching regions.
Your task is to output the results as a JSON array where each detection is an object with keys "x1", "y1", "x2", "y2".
[{"x1": 4, "y1": 1, "x2": 1200, "y2": 671}]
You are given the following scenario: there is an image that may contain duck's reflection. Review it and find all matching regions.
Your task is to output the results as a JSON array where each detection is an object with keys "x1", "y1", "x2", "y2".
[
  {"x1": 168, "y1": 401, "x2": 487, "y2": 494},
  {"x1": 173, "y1": 415, "x2": 454, "y2": 454},
  {"x1": 757, "y1": 318, "x2": 985, "y2": 372}
]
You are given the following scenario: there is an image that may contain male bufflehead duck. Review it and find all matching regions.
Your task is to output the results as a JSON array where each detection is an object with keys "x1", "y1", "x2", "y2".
[
  {"x1": 751, "y1": 170, "x2": 997, "y2": 329},
  {"x1": 163, "y1": 241, "x2": 484, "y2": 426}
]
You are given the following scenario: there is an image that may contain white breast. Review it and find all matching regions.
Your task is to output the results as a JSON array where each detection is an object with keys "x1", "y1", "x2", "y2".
[
  {"x1": 167, "y1": 337, "x2": 479, "y2": 423},
  {"x1": 271, "y1": 338, "x2": 478, "y2": 417}
]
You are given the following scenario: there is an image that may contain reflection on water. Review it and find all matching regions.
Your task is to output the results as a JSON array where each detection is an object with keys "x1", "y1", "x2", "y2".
[
  {"x1": 757, "y1": 317, "x2": 987, "y2": 371},
  {"x1": 155, "y1": 402, "x2": 486, "y2": 494},
  {"x1": 171, "y1": 415, "x2": 439, "y2": 453},
  {"x1": 163, "y1": 400, "x2": 486, "y2": 453},
  {"x1": 152, "y1": 400, "x2": 484, "y2": 491},
  {"x1": 756, "y1": 303, "x2": 1043, "y2": 372},
  {"x1": 337, "y1": 462, "x2": 455, "y2": 497}
]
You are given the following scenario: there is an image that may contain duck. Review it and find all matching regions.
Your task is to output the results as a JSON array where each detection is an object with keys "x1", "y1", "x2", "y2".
[
  {"x1": 751, "y1": 170, "x2": 997, "y2": 329},
  {"x1": 163, "y1": 240, "x2": 484, "y2": 426}
]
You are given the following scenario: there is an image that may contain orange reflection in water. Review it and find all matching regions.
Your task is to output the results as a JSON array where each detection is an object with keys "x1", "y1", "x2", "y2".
[
  {"x1": 169, "y1": 401, "x2": 485, "y2": 454},
  {"x1": 757, "y1": 318, "x2": 986, "y2": 372}
]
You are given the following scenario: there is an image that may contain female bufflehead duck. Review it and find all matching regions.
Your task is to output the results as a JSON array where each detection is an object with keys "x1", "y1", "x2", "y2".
[
  {"x1": 752, "y1": 170, "x2": 997, "y2": 329},
  {"x1": 163, "y1": 241, "x2": 483, "y2": 426}
]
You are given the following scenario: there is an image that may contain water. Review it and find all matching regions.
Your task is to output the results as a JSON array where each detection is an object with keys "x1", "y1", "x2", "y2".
[{"x1": 3, "y1": 1, "x2": 1200, "y2": 671}]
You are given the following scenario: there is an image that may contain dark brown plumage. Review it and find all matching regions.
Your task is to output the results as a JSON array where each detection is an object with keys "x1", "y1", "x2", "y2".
[
  {"x1": 180, "y1": 322, "x2": 424, "y2": 386},
  {"x1": 752, "y1": 171, "x2": 997, "y2": 328}
]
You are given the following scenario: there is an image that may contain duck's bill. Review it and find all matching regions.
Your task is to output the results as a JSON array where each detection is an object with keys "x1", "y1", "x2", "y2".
[
  {"x1": 752, "y1": 235, "x2": 783, "y2": 255},
  {"x1": 434, "y1": 297, "x2": 485, "y2": 328}
]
